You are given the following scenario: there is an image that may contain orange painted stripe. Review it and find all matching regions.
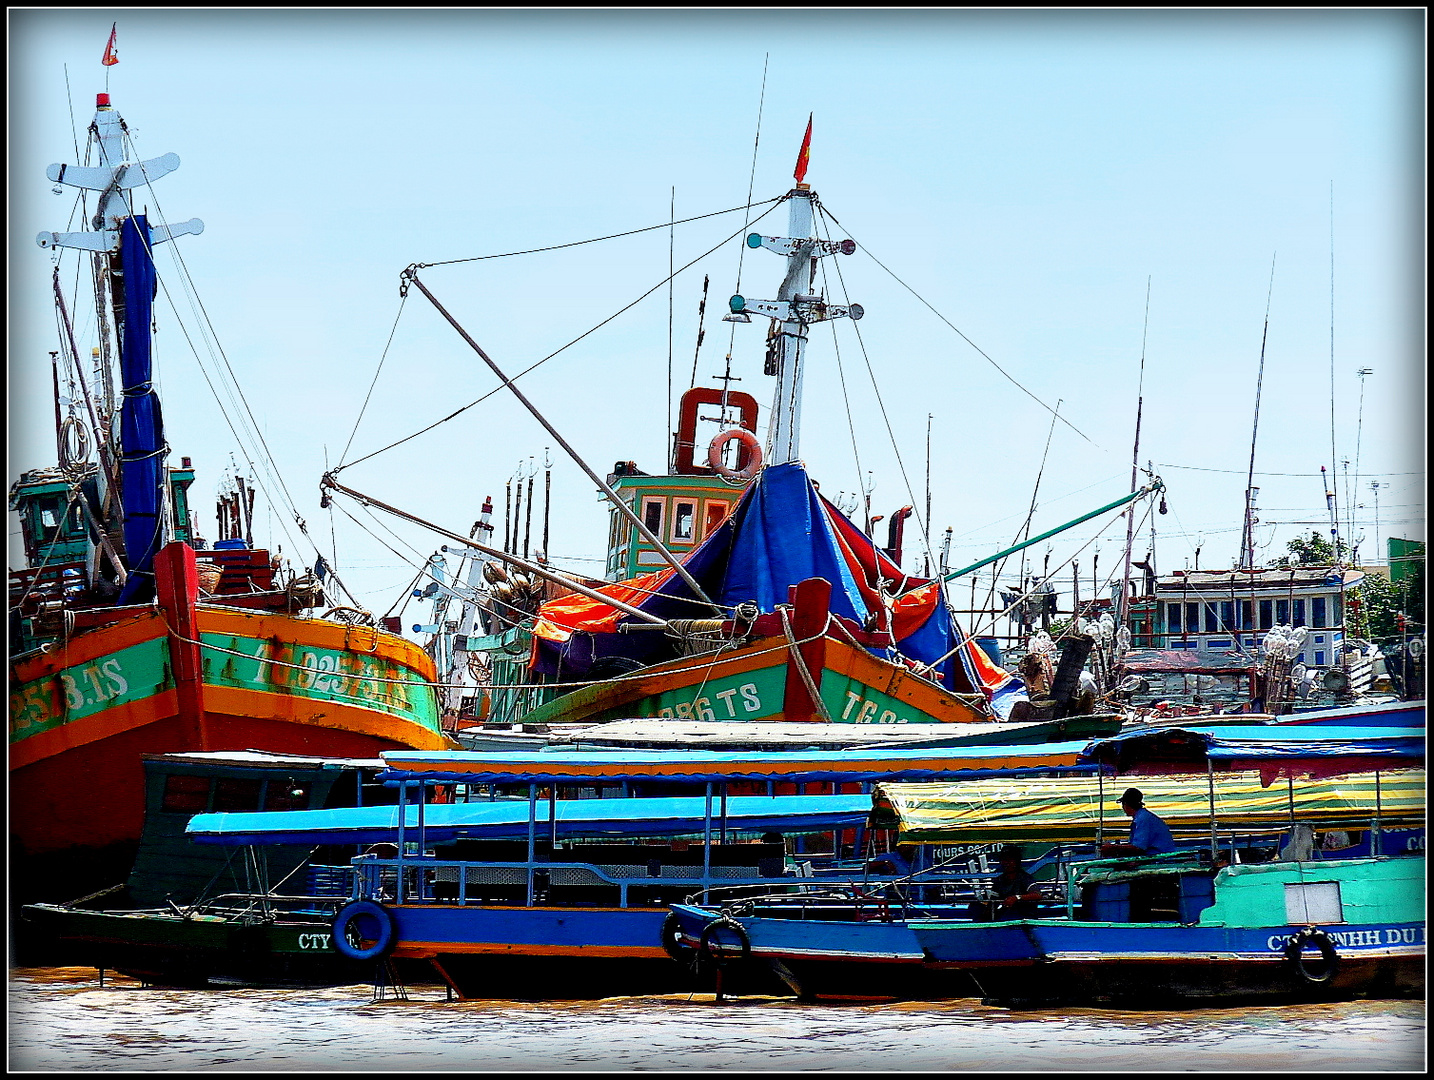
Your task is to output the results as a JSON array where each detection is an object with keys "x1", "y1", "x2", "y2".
[
  {"x1": 10, "y1": 614, "x2": 167, "y2": 681},
  {"x1": 8, "y1": 689, "x2": 179, "y2": 770},
  {"x1": 202, "y1": 685, "x2": 453, "y2": 749},
  {"x1": 196, "y1": 607, "x2": 437, "y2": 677}
]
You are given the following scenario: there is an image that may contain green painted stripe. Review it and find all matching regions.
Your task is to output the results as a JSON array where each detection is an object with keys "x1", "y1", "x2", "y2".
[
  {"x1": 10, "y1": 637, "x2": 173, "y2": 743},
  {"x1": 200, "y1": 632, "x2": 442, "y2": 733}
]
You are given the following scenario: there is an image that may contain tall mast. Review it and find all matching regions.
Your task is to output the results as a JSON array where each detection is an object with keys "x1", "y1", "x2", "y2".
[
  {"x1": 39, "y1": 93, "x2": 203, "y2": 602},
  {"x1": 728, "y1": 117, "x2": 861, "y2": 465},
  {"x1": 1239, "y1": 256, "x2": 1277, "y2": 570}
]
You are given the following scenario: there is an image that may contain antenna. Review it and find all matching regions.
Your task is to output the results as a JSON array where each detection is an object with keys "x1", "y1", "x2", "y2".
[{"x1": 1240, "y1": 255, "x2": 1277, "y2": 569}]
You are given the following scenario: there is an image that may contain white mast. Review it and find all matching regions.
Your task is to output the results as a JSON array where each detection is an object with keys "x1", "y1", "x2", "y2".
[{"x1": 727, "y1": 119, "x2": 861, "y2": 466}]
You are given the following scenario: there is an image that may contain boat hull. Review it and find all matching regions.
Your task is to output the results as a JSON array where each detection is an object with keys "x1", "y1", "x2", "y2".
[
  {"x1": 20, "y1": 902, "x2": 389, "y2": 988},
  {"x1": 386, "y1": 903, "x2": 782, "y2": 998},
  {"x1": 519, "y1": 633, "x2": 990, "y2": 728},
  {"x1": 9, "y1": 604, "x2": 452, "y2": 903}
]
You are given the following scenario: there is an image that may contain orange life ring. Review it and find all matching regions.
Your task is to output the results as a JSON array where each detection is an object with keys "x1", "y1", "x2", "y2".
[{"x1": 707, "y1": 428, "x2": 763, "y2": 481}]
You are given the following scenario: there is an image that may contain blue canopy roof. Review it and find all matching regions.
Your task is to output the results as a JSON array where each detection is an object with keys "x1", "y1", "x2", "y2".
[
  {"x1": 185, "y1": 793, "x2": 876, "y2": 846},
  {"x1": 1082, "y1": 724, "x2": 1424, "y2": 779},
  {"x1": 376, "y1": 743, "x2": 1097, "y2": 784}
]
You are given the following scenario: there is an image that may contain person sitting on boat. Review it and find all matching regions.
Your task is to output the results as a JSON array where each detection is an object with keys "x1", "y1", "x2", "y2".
[
  {"x1": 968, "y1": 845, "x2": 1042, "y2": 920},
  {"x1": 1100, "y1": 788, "x2": 1176, "y2": 857}
]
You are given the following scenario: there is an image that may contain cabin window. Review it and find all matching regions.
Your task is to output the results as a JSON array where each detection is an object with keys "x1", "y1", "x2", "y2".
[
  {"x1": 1219, "y1": 602, "x2": 1235, "y2": 633},
  {"x1": 1292, "y1": 599, "x2": 1306, "y2": 627},
  {"x1": 1166, "y1": 604, "x2": 1182, "y2": 632},
  {"x1": 264, "y1": 779, "x2": 311, "y2": 811},
  {"x1": 213, "y1": 776, "x2": 263, "y2": 812},
  {"x1": 1333, "y1": 596, "x2": 1343, "y2": 626},
  {"x1": 703, "y1": 500, "x2": 728, "y2": 539},
  {"x1": 1259, "y1": 600, "x2": 1274, "y2": 630},
  {"x1": 672, "y1": 501, "x2": 696, "y2": 543},
  {"x1": 1312, "y1": 597, "x2": 1328, "y2": 627},
  {"x1": 1276, "y1": 599, "x2": 1289, "y2": 626},
  {"x1": 1203, "y1": 604, "x2": 1220, "y2": 633},
  {"x1": 161, "y1": 774, "x2": 212, "y2": 814},
  {"x1": 641, "y1": 497, "x2": 665, "y2": 538},
  {"x1": 1285, "y1": 881, "x2": 1343, "y2": 925},
  {"x1": 1240, "y1": 600, "x2": 1253, "y2": 630}
]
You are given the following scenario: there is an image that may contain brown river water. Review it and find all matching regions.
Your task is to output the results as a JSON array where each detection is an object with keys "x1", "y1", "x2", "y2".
[{"x1": 7, "y1": 967, "x2": 1426, "y2": 1072}]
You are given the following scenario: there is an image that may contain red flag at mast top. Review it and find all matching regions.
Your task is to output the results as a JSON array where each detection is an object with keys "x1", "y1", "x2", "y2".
[
  {"x1": 793, "y1": 113, "x2": 812, "y2": 185},
  {"x1": 102, "y1": 23, "x2": 119, "y2": 66}
]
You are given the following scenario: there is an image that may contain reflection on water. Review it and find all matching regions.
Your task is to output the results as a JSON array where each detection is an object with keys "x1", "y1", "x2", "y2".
[{"x1": 7, "y1": 968, "x2": 1426, "y2": 1072}]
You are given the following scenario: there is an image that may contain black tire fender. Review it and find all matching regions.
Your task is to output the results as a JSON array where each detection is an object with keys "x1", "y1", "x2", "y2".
[
  {"x1": 332, "y1": 899, "x2": 396, "y2": 961},
  {"x1": 660, "y1": 911, "x2": 695, "y2": 962},
  {"x1": 696, "y1": 916, "x2": 751, "y2": 969},
  {"x1": 1283, "y1": 926, "x2": 1339, "y2": 984}
]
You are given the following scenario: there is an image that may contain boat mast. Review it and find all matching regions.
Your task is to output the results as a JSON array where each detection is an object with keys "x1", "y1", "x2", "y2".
[
  {"x1": 38, "y1": 93, "x2": 203, "y2": 602},
  {"x1": 1238, "y1": 256, "x2": 1277, "y2": 570},
  {"x1": 728, "y1": 117, "x2": 862, "y2": 466}
]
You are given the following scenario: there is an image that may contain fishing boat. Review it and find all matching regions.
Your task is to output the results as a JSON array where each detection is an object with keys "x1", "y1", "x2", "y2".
[
  {"x1": 18, "y1": 750, "x2": 432, "y2": 987},
  {"x1": 183, "y1": 744, "x2": 1101, "y2": 999},
  {"x1": 668, "y1": 730, "x2": 1424, "y2": 1005},
  {"x1": 322, "y1": 130, "x2": 1168, "y2": 742},
  {"x1": 10, "y1": 88, "x2": 454, "y2": 905}
]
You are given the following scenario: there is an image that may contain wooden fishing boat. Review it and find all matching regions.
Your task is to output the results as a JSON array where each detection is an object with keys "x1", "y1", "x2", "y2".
[
  {"x1": 9, "y1": 89, "x2": 454, "y2": 905},
  {"x1": 183, "y1": 745, "x2": 1101, "y2": 999},
  {"x1": 667, "y1": 735, "x2": 1424, "y2": 1005}
]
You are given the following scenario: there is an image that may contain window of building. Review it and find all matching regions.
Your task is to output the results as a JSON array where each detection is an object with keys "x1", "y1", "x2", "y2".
[
  {"x1": 1219, "y1": 601, "x2": 1235, "y2": 632},
  {"x1": 1314, "y1": 651, "x2": 1326, "y2": 665},
  {"x1": 1167, "y1": 603, "x2": 1182, "y2": 632},
  {"x1": 1292, "y1": 599, "x2": 1306, "y2": 627},
  {"x1": 161, "y1": 773, "x2": 211, "y2": 814},
  {"x1": 1204, "y1": 604, "x2": 1220, "y2": 633},
  {"x1": 672, "y1": 501, "x2": 696, "y2": 543},
  {"x1": 1240, "y1": 600, "x2": 1253, "y2": 629},
  {"x1": 1312, "y1": 597, "x2": 1328, "y2": 627},
  {"x1": 1186, "y1": 603, "x2": 1201, "y2": 634},
  {"x1": 1333, "y1": 596, "x2": 1343, "y2": 626},
  {"x1": 1276, "y1": 599, "x2": 1289, "y2": 626},
  {"x1": 1259, "y1": 600, "x2": 1274, "y2": 630}
]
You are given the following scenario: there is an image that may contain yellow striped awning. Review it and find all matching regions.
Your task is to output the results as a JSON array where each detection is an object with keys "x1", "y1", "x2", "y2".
[{"x1": 873, "y1": 769, "x2": 1425, "y2": 844}]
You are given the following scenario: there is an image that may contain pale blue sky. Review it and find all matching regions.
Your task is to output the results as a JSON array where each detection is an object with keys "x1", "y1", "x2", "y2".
[{"x1": 9, "y1": 9, "x2": 1424, "y2": 628}]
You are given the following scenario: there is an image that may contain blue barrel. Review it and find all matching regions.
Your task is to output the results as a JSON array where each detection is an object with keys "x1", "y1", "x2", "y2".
[{"x1": 975, "y1": 637, "x2": 1003, "y2": 667}]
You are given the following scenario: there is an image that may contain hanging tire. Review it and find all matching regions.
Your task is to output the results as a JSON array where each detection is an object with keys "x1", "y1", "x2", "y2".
[
  {"x1": 696, "y1": 917, "x2": 751, "y2": 969},
  {"x1": 1283, "y1": 926, "x2": 1339, "y2": 984},
  {"x1": 332, "y1": 900, "x2": 396, "y2": 961},
  {"x1": 660, "y1": 912, "x2": 696, "y2": 963}
]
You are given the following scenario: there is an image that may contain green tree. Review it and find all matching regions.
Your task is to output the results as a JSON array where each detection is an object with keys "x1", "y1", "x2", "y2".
[
  {"x1": 1273, "y1": 530, "x2": 1348, "y2": 568},
  {"x1": 1349, "y1": 562, "x2": 1425, "y2": 642}
]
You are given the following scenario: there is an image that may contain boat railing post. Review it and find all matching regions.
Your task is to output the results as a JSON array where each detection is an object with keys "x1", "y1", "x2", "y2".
[
  {"x1": 1096, "y1": 768, "x2": 1105, "y2": 848},
  {"x1": 396, "y1": 781, "x2": 407, "y2": 905},
  {"x1": 703, "y1": 782, "x2": 714, "y2": 901},
  {"x1": 1208, "y1": 760, "x2": 1218, "y2": 861},
  {"x1": 719, "y1": 783, "x2": 728, "y2": 846},
  {"x1": 549, "y1": 783, "x2": 558, "y2": 850},
  {"x1": 1373, "y1": 771, "x2": 1382, "y2": 856},
  {"x1": 418, "y1": 781, "x2": 428, "y2": 901},
  {"x1": 527, "y1": 782, "x2": 537, "y2": 906}
]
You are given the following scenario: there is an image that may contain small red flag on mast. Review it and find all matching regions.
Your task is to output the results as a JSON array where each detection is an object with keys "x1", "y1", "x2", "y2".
[
  {"x1": 793, "y1": 113, "x2": 812, "y2": 184},
  {"x1": 102, "y1": 23, "x2": 119, "y2": 66}
]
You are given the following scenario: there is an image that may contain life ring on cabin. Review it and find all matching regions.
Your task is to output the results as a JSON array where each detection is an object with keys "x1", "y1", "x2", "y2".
[
  {"x1": 707, "y1": 429, "x2": 763, "y2": 481},
  {"x1": 660, "y1": 912, "x2": 696, "y2": 964},
  {"x1": 331, "y1": 899, "x2": 396, "y2": 961},
  {"x1": 696, "y1": 916, "x2": 751, "y2": 969},
  {"x1": 1283, "y1": 926, "x2": 1339, "y2": 985}
]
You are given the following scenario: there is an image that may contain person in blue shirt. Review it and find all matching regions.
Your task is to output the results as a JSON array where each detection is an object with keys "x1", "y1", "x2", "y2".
[{"x1": 1101, "y1": 787, "x2": 1176, "y2": 856}]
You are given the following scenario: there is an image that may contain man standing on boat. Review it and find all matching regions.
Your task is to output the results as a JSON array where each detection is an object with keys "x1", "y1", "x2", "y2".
[{"x1": 1101, "y1": 788, "x2": 1176, "y2": 856}]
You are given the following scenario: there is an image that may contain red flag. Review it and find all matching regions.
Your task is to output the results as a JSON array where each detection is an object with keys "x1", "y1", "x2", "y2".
[
  {"x1": 102, "y1": 23, "x2": 119, "y2": 67},
  {"x1": 793, "y1": 114, "x2": 812, "y2": 184}
]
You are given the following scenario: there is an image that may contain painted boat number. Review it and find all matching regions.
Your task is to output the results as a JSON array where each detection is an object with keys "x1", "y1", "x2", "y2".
[
  {"x1": 297, "y1": 933, "x2": 333, "y2": 950},
  {"x1": 1266, "y1": 925, "x2": 1423, "y2": 951},
  {"x1": 656, "y1": 683, "x2": 763, "y2": 721}
]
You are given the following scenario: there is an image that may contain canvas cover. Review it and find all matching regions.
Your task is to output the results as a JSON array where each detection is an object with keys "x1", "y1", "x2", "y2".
[
  {"x1": 529, "y1": 462, "x2": 1025, "y2": 714},
  {"x1": 873, "y1": 769, "x2": 1425, "y2": 844}
]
